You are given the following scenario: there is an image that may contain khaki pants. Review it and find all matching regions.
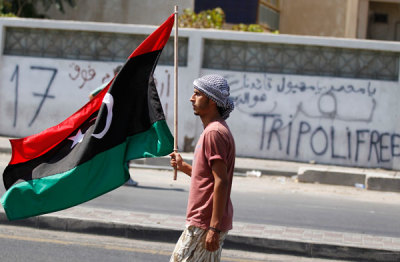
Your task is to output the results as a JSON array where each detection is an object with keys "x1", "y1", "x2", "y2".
[{"x1": 170, "y1": 225, "x2": 227, "y2": 262}]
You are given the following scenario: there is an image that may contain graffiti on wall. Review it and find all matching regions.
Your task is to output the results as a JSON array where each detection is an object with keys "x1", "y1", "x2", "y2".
[
  {"x1": 1, "y1": 58, "x2": 173, "y2": 137},
  {"x1": 9, "y1": 64, "x2": 58, "y2": 127},
  {"x1": 225, "y1": 72, "x2": 399, "y2": 167},
  {"x1": 68, "y1": 63, "x2": 97, "y2": 89},
  {"x1": 154, "y1": 69, "x2": 173, "y2": 120}
]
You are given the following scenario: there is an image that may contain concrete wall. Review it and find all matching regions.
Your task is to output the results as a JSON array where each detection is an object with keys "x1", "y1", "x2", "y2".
[{"x1": 1, "y1": 17, "x2": 400, "y2": 170}]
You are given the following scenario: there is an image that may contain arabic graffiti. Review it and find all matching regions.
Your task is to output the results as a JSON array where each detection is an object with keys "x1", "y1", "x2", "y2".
[
  {"x1": 69, "y1": 63, "x2": 96, "y2": 89},
  {"x1": 154, "y1": 69, "x2": 172, "y2": 119},
  {"x1": 230, "y1": 73, "x2": 376, "y2": 96},
  {"x1": 227, "y1": 72, "x2": 398, "y2": 166}
]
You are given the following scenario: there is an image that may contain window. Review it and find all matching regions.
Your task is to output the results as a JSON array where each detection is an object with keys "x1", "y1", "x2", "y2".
[{"x1": 258, "y1": 0, "x2": 280, "y2": 30}]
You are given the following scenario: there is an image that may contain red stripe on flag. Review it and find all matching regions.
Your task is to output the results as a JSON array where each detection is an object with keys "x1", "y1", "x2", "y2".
[
  {"x1": 9, "y1": 84, "x2": 110, "y2": 165},
  {"x1": 129, "y1": 14, "x2": 174, "y2": 59}
]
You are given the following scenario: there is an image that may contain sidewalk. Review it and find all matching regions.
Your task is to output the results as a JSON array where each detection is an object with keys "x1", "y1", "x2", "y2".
[{"x1": 1, "y1": 136, "x2": 400, "y2": 261}]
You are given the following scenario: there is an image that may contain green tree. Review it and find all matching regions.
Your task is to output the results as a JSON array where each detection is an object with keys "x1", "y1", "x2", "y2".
[
  {"x1": 179, "y1": 7, "x2": 225, "y2": 29},
  {"x1": 232, "y1": 23, "x2": 265, "y2": 33},
  {"x1": 0, "y1": 0, "x2": 75, "y2": 18},
  {"x1": 179, "y1": 7, "x2": 269, "y2": 33}
]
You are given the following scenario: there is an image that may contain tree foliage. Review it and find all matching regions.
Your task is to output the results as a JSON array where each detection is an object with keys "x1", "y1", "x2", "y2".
[
  {"x1": 179, "y1": 7, "x2": 226, "y2": 29},
  {"x1": 0, "y1": 0, "x2": 75, "y2": 18},
  {"x1": 179, "y1": 7, "x2": 270, "y2": 33},
  {"x1": 232, "y1": 23, "x2": 265, "y2": 33}
]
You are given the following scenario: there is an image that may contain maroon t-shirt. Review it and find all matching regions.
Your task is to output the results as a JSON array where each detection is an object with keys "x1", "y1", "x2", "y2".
[{"x1": 186, "y1": 119, "x2": 235, "y2": 232}]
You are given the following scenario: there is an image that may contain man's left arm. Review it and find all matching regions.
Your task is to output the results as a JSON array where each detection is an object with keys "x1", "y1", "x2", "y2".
[{"x1": 205, "y1": 159, "x2": 229, "y2": 252}]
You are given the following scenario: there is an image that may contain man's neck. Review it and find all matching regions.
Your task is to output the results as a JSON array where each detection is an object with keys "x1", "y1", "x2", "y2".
[{"x1": 200, "y1": 112, "x2": 223, "y2": 128}]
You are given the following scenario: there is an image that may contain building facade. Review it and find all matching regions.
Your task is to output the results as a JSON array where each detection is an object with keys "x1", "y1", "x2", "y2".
[
  {"x1": 278, "y1": 0, "x2": 400, "y2": 41},
  {"x1": 39, "y1": 0, "x2": 400, "y2": 41}
]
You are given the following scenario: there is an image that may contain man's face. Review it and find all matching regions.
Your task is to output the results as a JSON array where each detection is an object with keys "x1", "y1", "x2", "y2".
[{"x1": 190, "y1": 89, "x2": 211, "y2": 117}]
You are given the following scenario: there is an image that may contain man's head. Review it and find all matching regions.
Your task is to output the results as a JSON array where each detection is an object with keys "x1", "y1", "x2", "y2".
[{"x1": 191, "y1": 75, "x2": 234, "y2": 120}]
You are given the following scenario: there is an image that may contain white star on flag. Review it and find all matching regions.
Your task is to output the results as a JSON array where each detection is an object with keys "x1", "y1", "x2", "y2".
[{"x1": 68, "y1": 129, "x2": 85, "y2": 148}]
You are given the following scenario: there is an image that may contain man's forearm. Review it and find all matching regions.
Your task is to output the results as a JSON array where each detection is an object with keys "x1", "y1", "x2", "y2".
[
  {"x1": 210, "y1": 175, "x2": 229, "y2": 229},
  {"x1": 209, "y1": 159, "x2": 229, "y2": 229},
  {"x1": 179, "y1": 162, "x2": 192, "y2": 177}
]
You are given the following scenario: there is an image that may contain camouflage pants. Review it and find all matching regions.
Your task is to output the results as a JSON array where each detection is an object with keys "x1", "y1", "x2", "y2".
[{"x1": 170, "y1": 225, "x2": 227, "y2": 262}]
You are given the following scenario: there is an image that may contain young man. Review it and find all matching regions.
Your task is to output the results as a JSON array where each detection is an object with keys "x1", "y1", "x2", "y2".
[{"x1": 169, "y1": 74, "x2": 235, "y2": 262}]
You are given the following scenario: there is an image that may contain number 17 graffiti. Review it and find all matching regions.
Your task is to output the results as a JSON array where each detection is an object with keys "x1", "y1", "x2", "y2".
[{"x1": 10, "y1": 65, "x2": 58, "y2": 127}]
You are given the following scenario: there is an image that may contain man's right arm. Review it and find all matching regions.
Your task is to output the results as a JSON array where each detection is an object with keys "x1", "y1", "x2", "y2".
[{"x1": 169, "y1": 152, "x2": 192, "y2": 177}]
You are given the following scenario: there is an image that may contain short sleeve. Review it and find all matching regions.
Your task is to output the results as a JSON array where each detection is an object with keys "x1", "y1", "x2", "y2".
[{"x1": 204, "y1": 130, "x2": 228, "y2": 167}]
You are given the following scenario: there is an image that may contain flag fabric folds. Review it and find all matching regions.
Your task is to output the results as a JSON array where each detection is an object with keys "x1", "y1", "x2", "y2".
[{"x1": 1, "y1": 14, "x2": 175, "y2": 220}]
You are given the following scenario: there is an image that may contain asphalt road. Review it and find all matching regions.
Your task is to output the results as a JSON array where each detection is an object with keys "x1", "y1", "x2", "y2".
[
  {"x1": 84, "y1": 171, "x2": 400, "y2": 237},
  {"x1": 0, "y1": 225, "x2": 352, "y2": 262},
  {"x1": 1, "y1": 152, "x2": 400, "y2": 238},
  {"x1": 88, "y1": 167, "x2": 400, "y2": 238}
]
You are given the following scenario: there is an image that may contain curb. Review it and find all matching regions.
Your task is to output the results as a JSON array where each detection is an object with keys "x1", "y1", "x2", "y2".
[
  {"x1": 0, "y1": 210, "x2": 182, "y2": 242},
  {"x1": 226, "y1": 235, "x2": 400, "y2": 262},
  {"x1": 298, "y1": 167, "x2": 366, "y2": 186},
  {"x1": 367, "y1": 176, "x2": 400, "y2": 192},
  {"x1": 298, "y1": 167, "x2": 400, "y2": 193},
  {"x1": 1, "y1": 210, "x2": 399, "y2": 262},
  {"x1": 0, "y1": 147, "x2": 11, "y2": 154}
]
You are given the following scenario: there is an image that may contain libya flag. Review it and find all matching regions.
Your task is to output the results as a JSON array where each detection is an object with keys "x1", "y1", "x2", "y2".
[{"x1": 1, "y1": 14, "x2": 175, "y2": 221}]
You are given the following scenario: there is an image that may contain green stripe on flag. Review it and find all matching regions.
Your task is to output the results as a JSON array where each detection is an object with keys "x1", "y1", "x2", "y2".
[
  {"x1": 125, "y1": 120, "x2": 174, "y2": 160},
  {"x1": 1, "y1": 142, "x2": 129, "y2": 221},
  {"x1": 1, "y1": 120, "x2": 173, "y2": 221}
]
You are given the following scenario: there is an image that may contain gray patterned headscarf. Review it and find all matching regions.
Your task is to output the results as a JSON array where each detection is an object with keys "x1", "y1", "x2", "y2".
[{"x1": 193, "y1": 74, "x2": 234, "y2": 120}]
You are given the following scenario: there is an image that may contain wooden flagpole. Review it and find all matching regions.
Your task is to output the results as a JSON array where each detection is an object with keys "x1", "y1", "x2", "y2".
[{"x1": 173, "y1": 5, "x2": 179, "y2": 180}]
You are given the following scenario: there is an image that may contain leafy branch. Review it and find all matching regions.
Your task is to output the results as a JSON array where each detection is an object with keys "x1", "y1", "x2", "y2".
[
  {"x1": 179, "y1": 7, "x2": 226, "y2": 29},
  {"x1": 179, "y1": 7, "x2": 274, "y2": 33},
  {"x1": 0, "y1": 0, "x2": 76, "y2": 18}
]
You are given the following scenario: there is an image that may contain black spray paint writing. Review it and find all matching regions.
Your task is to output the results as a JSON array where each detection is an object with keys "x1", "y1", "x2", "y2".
[
  {"x1": 10, "y1": 65, "x2": 58, "y2": 127},
  {"x1": 230, "y1": 74, "x2": 377, "y2": 97},
  {"x1": 230, "y1": 74, "x2": 377, "y2": 125},
  {"x1": 233, "y1": 90, "x2": 376, "y2": 124},
  {"x1": 10, "y1": 65, "x2": 19, "y2": 127},
  {"x1": 227, "y1": 73, "x2": 383, "y2": 165},
  {"x1": 9, "y1": 63, "x2": 173, "y2": 129},
  {"x1": 255, "y1": 114, "x2": 400, "y2": 164},
  {"x1": 155, "y1": 69, "x2": 172, "y2": 119}
]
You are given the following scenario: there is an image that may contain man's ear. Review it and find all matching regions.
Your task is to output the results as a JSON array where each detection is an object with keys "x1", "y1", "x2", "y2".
[
  {"x1": 210, "y1": 100, "x2": 222, "y2": 116},
  {"x1": 208, "y1": 98, "x2": 216, "y2": 106},
  {"x1": 209, "y1": 99, "x2": 218, "y2": 110}
]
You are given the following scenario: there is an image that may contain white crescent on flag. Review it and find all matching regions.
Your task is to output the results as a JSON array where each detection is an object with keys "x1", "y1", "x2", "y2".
[{"x1": 92, "y1": 93, "x2": 114, "y2": 139}]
